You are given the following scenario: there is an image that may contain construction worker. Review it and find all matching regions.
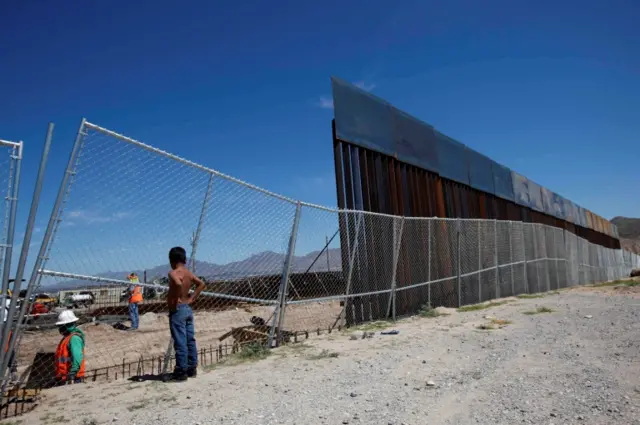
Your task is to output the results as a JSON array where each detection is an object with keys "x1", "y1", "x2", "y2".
[
  {"x1": 55, "y1": 310, "x2": 85, "y2": 384},
  {"x1": 127, "y1": 272, "x2": 143, "y2": 330}
]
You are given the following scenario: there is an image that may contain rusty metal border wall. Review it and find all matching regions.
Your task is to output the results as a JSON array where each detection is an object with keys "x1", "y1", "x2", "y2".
[{"x1": 332, "y1": 121, "x2": 621, "y2": 322}]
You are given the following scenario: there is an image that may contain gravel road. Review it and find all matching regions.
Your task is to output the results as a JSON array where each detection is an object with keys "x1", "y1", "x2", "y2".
[{"x1": 23, "y1": 286, "x2": 640, "y2": 425}]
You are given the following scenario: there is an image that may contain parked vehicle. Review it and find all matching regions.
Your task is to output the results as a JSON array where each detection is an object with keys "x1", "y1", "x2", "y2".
[{"x1": 63, "y1": 291, "x2": 95, "y2": 308}]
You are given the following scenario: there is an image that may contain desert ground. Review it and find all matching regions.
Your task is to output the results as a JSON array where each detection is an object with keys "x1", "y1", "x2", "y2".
[
  {"x1": 17, "y1": 301, "x2": 342, "y2": 374},
  {"x1": 15, "y1": 280, "x2": 640, "y2": 425}
]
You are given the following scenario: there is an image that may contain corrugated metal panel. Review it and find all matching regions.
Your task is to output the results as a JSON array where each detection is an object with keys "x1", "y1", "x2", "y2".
[
  {"x1": 585, "y1": 210, "x2": 593, "y2": 229},
  {"x1": 562, "y1": 198, "x2": 577, "y2": 224},
  {"x1": 511, "y1": 171, "x2": 530, "y2": 207},
  {"x1": 552, "y1": 193, "x2": 566, "y2": 220},
  {"x1": 541, "y1": 187, "x2": 554, "y2": 216},
  {"x1": 528, "y1": 179, "x2": 544, "y2": 213},
  {"x1": 436, "y1": 131, "x2": 470, "y2": 185},
  {"x1": 392, "y1": 107, "x2": 439, "y2": 173},
  {"x1": 492, "y1": 162, "x2": 514, "y2": 202},
  {"x1": 332, "y1": 77, "x2": 395, "y2": 158},
  {"x1": 467, "y1": 147, "x2": 495, "y2": 194}
]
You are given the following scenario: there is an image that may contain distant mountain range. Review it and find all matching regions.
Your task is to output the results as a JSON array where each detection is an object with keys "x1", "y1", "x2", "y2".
[{"x1": 42, "y1": 248, "x2": 344, "y2": 291}]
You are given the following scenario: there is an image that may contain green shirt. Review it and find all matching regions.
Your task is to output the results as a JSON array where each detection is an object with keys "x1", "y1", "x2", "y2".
[{"x1": 66, "y1": 326, "x2": 85, "y2": 376}]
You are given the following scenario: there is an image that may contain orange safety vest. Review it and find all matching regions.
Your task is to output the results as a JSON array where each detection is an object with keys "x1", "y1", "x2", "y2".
[
  {"x1": 55, "y1": 331, "x2": 85, "y2": 381},
  {"x1": 129, "y1": 285, "x2": 143, "y2": 304}
]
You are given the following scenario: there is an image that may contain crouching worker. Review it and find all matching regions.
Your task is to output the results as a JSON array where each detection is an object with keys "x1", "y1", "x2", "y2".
[{"x1": 55, "y1": 310, "x2": 85, "y2": 385}]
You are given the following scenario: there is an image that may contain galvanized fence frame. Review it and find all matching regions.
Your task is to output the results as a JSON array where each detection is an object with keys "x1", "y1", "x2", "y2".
[
  {"x1": 7, "y1": 120, "x2": 640, "y2": 391},
  {"x1": 0, "y1": 138, "x2": 23, "y2": 378}
]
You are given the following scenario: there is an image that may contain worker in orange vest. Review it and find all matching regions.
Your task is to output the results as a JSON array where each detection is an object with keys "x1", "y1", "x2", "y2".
[
  {"x1": 127, "y1": 272, "x2": 143, "y2": 330},
  {"x1": 55, "y1": 310, "x2": 85, "y2": 384}
]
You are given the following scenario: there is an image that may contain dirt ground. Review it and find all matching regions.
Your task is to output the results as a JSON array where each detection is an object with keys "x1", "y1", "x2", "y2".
[
  {"x1": 17, "y1": 301, "x2": 342, "y2": 373},
  {"x1": 16, "y1": 281, "x2": 640, "y2": 425}
]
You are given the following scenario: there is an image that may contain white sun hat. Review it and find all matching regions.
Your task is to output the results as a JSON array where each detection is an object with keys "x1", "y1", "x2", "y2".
[{"x1": 56, "y1": 310, "x2": 79, "y2": 326}]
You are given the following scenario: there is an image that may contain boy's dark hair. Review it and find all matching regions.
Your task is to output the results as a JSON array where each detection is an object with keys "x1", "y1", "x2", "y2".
[{"x1": 169, "y1": 246, "x2": 187, "y2": 265}]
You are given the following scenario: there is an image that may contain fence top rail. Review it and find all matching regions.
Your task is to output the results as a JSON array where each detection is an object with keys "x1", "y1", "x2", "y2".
[
  {"x1": 0, "y1": 139, "x2": 23, "y2": 158},
  {"x1": 84, "y1": 121, "x2": 297, "y2": 205},
  {"x1": 39, "y1": 269, "x2": 279, "y2": 304}
]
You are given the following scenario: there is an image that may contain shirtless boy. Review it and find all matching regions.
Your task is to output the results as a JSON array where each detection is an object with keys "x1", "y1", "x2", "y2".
[{"x1": 164, "y1": 246, "x2": 205, "y2": 382}]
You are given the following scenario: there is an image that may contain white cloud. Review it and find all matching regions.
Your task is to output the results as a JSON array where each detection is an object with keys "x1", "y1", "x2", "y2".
[
  {"x1": 354, "y1": 81, "x2": 376, "y2": 91},
  {"x1": 315, "y1": 80, "x2": 376, "y2": 110},
  {"x1": 65, "y1": 209, "x2": 134, "y2": 225},
  {"x1": 317, "y1": 96, "x2": 334, "y2": 109}
]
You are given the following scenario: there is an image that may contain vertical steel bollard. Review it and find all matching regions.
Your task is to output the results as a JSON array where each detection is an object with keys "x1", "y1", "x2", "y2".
[{"x1": 269, "y1": 201, "x2": 301, "y2": 348}]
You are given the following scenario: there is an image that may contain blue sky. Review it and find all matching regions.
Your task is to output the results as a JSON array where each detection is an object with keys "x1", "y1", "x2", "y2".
[{"x1": 1, "y1": 0, "x2": 639, "y2": 280}]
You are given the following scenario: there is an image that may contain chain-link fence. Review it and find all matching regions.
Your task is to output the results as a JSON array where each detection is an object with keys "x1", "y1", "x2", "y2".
[{"x1": 10, "y1": 121, "x2": 640, "y2": 390}]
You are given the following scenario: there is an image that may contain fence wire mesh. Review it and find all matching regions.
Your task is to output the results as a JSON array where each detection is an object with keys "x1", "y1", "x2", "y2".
[{"x1": 10, "y1": 122, "x2": 640, "y2": 390}]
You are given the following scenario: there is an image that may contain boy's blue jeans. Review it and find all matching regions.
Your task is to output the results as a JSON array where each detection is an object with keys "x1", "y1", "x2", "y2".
[
  {"x1": 169, "y1": 304, "x2": 197, "y2": 375},
  {"x1": 128, "y1": 303, "x2": 139, "y2": 329}
]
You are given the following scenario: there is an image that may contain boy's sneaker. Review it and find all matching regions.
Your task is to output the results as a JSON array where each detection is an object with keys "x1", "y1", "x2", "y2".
[{"x1": 187, "y1": 368, "x2": 197, "y2": 378}]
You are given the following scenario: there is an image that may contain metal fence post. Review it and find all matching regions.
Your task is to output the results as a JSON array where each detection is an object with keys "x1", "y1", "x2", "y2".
[
  {"x1": 0, "y1": 124, "x2": 57, "y2": 383},
  {"x1": 532, "y1": 224, "x2": 540, "y2": 293},
  {"x1": 509, "y1": 221, "x2": 515, "y2": 296},
  {"x1": 555, "y1": 229, "x2": 560, "y2": 288},
  {"x1": 268, "y1": 201, "x2": 301, "y2": 348},
  {"x1": 189, "y1": 173, "x2": 215, "y2": 273},
  {"x1": 494, "y1": 220, "x2": 499, "y2": 299},
  {"x1": 339, "y1": 213, "x2": 363, "y2": 327},
  {"x1": 477, "y1": 220, "x2": 482, "y2": 302},
  {"x1": 387, "y1": 217, "x2": 404, "y2": 321},
  {"x1": 427, "y1": 219, "x2": 432, "y2": 308},
  {"x1": 457, "y1": 219, "x2": 462, "y2": 307},
  {"x1": 0, "y1": 140, "x2": 21, "y2": 375},
  {"x1": 522, "y1": 224, "x2": 528, "y2": 293}
]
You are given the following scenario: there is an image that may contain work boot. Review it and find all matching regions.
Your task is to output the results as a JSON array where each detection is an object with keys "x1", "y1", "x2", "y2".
[
  {"x1": 187, "y1": 368, "x2": 197, "y2": 378},
  {"x1": 162, "y1": 372, "x2": 187, "y2": 383}
]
